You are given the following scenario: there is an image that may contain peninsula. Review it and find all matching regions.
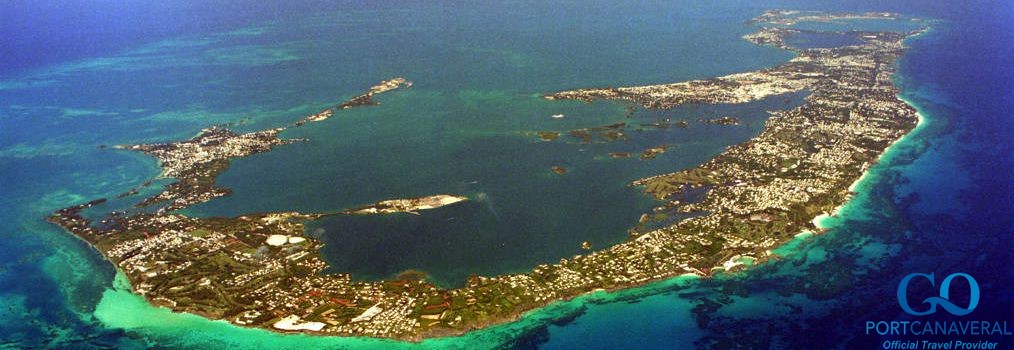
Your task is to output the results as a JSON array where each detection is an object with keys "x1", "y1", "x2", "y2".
[{"x1": 48, "y1": 11, "x2": 925, "y2": 341}]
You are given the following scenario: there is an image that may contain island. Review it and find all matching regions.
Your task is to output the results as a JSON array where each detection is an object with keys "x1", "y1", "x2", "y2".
[
  {"x1": 48, "y1": 10, "x2": 926, "y2": 341},
  {"x1": 344, "y1": 195, "x2": 468, "y2": 215},
  {"x1": 700, "y1": 116, "x2": 741, "y2": 126}
]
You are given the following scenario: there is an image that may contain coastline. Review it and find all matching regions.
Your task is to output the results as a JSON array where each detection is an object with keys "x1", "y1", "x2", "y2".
[
  {"x1": 89, "y1": 89, "x2": 928, "y2": 341},
  {"x1": 47, "y1": 10, "x2": 932, "y2": 342},
  {"x1": 437, "y1": 18, "x2": 939, "y2": 341},
  {"x1": 95, "y1": 267, "x2": 707, "y2": 347},
  {"x1": 813, "y1": 108, "x2": 926, "y2": 230},
  {"x1": 812, "y1": 27, "x2": 933, "y2": 230},
  {"x1": 8, "y1": 0, "x2": 1012, "y2": 347}
]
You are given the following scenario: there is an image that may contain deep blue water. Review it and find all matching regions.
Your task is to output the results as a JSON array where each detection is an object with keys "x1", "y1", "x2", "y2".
[{"x1": 1, "y1": 1, "x2": 1011, "y2": 349}]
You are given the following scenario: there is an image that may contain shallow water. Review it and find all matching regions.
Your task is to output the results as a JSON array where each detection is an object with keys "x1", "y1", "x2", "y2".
[{"x1": 0, "y1": 0, "x2": 1010, "y2": 349}]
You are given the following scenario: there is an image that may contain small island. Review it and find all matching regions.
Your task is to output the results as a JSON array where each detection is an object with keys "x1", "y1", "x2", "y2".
[
  {"x1": 48, "y1": 11, "x2": 927, "y2": 341},
  {"x1": 700, "y1": 116, "x2": 741, "y2": 126},
  {"x1": 344, "y1": 195, "x2": 468, "y2": 215}
]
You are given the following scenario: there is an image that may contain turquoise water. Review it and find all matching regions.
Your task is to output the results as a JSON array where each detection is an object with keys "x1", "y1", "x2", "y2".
[
  {"x1": 1, "y1": 0, "x2": 1011, "y2": 349},
  {"x1": 0, "y1": 1, "x2": 793, "y2": 346},
  {"x1": 539, "y1": 5, "x2": 1014, "y2": 348}
]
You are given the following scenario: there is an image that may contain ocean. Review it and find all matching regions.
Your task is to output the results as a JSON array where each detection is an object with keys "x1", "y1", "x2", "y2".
[{"x1": 0, "y1": 0, "x2": 1010, "y2": 348}]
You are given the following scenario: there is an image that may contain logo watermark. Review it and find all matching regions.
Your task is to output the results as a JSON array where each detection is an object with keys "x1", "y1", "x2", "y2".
[
  {"x1": 864, "y1": 272, "x2": 1010, "y2": 349},
  {"x1": 898, "y1": 272, "x2": 979, "y2": 316}
]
